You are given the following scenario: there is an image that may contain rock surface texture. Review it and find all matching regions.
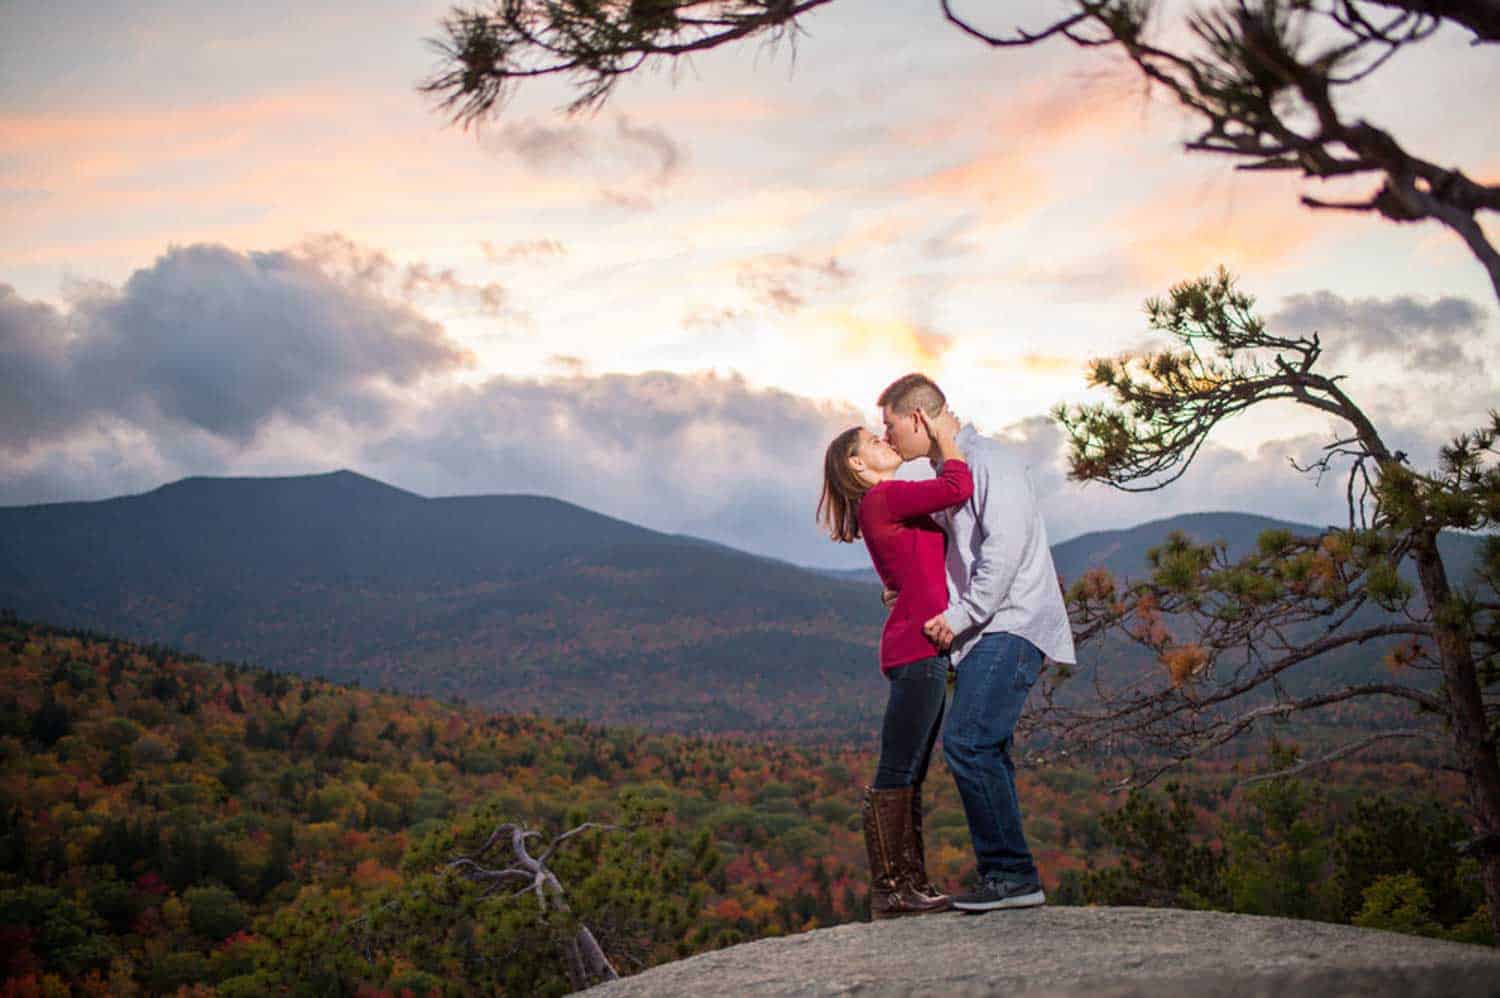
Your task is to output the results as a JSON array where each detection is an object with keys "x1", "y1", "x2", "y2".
[{"x1": 581, "y1": 906, "x2": 1500, "y2": 997}]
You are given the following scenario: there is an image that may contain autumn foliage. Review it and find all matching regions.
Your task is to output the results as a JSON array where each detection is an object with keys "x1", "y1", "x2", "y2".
[{"x1": 0, "y1": 612, "x2": 1481, "y2": 994}]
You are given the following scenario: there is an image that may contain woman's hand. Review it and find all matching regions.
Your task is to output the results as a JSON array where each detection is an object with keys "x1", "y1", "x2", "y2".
[
  {"x1": 916, "y1": 408, "x2": 963, "y2": 464},
  {"x1": 923, "y1": 613, "x2": 955, "y2": 651}
]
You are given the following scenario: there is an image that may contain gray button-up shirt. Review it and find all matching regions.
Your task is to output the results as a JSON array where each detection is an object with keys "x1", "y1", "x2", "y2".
[{"x1": 934, "y1": 424, "x2": 1077, "y2": 665}]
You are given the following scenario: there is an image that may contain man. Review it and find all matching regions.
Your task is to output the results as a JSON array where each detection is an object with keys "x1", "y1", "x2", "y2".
[{"x1": 877, "y1": 372, "x2": 1076, "y2": 912}]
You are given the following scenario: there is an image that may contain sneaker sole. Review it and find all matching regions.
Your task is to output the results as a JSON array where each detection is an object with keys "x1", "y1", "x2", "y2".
[{"x1": 952, "y1": 890, "x2": 1046, "y2": 912}]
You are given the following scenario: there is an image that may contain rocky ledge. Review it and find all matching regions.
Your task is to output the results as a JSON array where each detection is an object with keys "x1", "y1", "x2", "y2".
[{"x1": 581, "y1": 906, "x2": 1500, "y2": 997}]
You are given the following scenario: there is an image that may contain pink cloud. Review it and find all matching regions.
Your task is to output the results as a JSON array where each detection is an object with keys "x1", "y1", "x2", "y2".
[
  {"x1": 1113, "y1": 174, "x2": 1362, "y2": 285},
  {"x1": 897, "y1": 78, "x2": 1146, "y2": 222},
  {"x1": 2, "y1": 94, "x2": 354, "y2": 187},
  {"x1": 903, "y1": 154, "x2": 1045, "y2": 221},
  {"x1": 820, "y1": 309, "x2": 954, "y2": 367},
  {"x1": 895, "y1": 77, "x2": 1145, "y2": 149},
  {"x1": 616, "y1": 95, "x2": 783, "y2": 126},
  {"x1": 0, "y1": 91, "x2": 615, "y2": 272}
]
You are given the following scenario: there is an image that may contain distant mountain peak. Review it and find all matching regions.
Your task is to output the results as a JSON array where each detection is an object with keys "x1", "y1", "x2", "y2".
[{"x1": 148, "y1": 468, "x2": 425, "y2": 501}]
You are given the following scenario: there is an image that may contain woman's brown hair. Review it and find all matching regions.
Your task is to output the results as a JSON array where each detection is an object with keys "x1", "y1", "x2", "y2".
[{"x1": 818, "y1": 426, "x2": 870, "y2": 543}]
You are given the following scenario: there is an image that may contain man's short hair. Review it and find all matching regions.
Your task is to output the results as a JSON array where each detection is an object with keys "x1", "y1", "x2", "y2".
[{"x1": 877, "y1": 373, "x2": 946, "y2": 416}]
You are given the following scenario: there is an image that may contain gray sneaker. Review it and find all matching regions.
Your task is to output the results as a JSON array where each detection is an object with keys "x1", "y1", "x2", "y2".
[{"x1": 952, "y1": 876, "x2": 1046, "y2": 912}]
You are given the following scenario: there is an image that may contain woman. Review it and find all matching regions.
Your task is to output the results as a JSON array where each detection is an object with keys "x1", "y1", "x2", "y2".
[{"x1": 817, "y1": 410, "x2": 970, "y2": 919}]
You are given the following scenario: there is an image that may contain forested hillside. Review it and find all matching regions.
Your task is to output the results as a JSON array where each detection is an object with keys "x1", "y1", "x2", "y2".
[
  {"x1": 0, "y1": 615, "x2": 1485, "y2": 995},
  {"x1": 0, "y1": 471, "x2": 885, "y2": 735},
  {"x1": 0, "y1": 614, "x2": 872, "y2": 993}
]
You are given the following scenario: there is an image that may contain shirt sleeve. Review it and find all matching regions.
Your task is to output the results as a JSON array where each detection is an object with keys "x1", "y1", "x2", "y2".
[
  {"x1": 942, "y1": 453, "x2": 1035, "y2": 634},
  {"x1": 879, "y1": 460, "x2": 973, "y2": 520}
]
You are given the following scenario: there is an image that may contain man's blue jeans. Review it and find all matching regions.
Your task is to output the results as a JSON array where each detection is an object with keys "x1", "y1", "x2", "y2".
[{"x1": 942, "y1": 632, "x2": 1043, "y2": 882}]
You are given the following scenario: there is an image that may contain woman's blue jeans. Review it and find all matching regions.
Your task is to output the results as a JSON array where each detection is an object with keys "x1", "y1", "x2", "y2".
[
  {"x1": 941, "y1": 632, "x2": 1043, "y2": 882},
  {"x1": 873, "y1": 656, "x2": 949, "y2": 789}
]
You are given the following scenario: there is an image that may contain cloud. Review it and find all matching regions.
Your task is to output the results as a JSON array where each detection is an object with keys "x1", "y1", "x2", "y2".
[
  {"x1": 599, "y1": 188, "x2": 655, "y2": 212},
  {"x1": 11, "y1": 234, "x2": 1484, "y2": 572},
  {"x1": 1115, "y1": 181, "x2": 1334, "y2": 285},
  {"x1": 897, "y1": 74, "x2": 1142, "y2": 223},
  {"x1": 912, "y1": 328, "x2": 954, "y2": 364},
  {"x1": 981, "y1": 353, "x2": 1082, "y2": 376},
  {"x1": 1001, "y1": 255, "x2": 1143, "y2": 302},
  {"x1": 792, "y1": 308, "x2": 956, "y2": 371},
  {"x1": 736, "y1": 254, "x2": 853, "y2": 312},
  {"x1": 481, "y1": 238, "x2": 567, "y2": 264},
  {"x1": 903, "y1": 152, "x2": 1045, "y2": 223},
  {"x1": 487, "y1": 120, "x2": 591, "y2": 172},
  {"x1": 401, "y1": 262, "x2": 508, "y2": 316},
  {"x1": 354, "y1": 370, "x2": 869, "y2": 566},
  {"x1": 1270, "y1": 290, "x2": 1487, "y2": 373},
  {"x1": 482, "y1": 114, "x2": 686, "y2": 205},
  {"x1": 613, "y1": 116, "x2": 683, "y2": 186},
  {"x1": 0, "y1": 239, "x2": 473, "y2": 453},
  {"x1": 5, "y1": 306, "x2": 1476, "y2": 572},
  {"x1": 299, "y1": 233, "x2": 513, "y2": 319},
  {"x1": 0, "y1": 284, "x2": 83, "y2": 450},
  {"x1": 1, "y1": 95, "x2": 354, "y2": 190},
  {"x1": 895, "y1": 71, "x2": 1141, "y2": 149},
  {"x1": 991, "y1": 380, "x2": 1500, "y2": 553},
  {"x1": 920, "y1": 213, "x2": 983, "y2": 260},
  {"x1": 546, "y1": 354, "x2": 588, "y2": 374},
  {"x1": 0, "y1": 322, "x2": 876, "y2": 564},
  {"x1": 682, "y1": 305, "x2": 747, "y2": 330},
  {"x1": 995, "y1": 416, "x2": 1363, "y2": 547}
]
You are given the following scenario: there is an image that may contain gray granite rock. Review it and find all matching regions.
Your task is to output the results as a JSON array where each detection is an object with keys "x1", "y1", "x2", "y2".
[{"x1": 580, "y1": 907, "x2": 1500, "y2": 997}]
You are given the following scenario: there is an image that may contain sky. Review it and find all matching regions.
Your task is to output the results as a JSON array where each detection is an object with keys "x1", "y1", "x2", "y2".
[{"x1": 3, "y1": 0, "x2": 1497, "y2": 569}]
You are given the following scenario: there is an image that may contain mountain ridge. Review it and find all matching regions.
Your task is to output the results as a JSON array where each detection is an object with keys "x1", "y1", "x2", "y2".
[
  {"x1": 1, "y1": 470, "x2": 1484, "y2": 735},
  {"x1": 0, "y1": 470, "x2": 885, "y2": 734}
]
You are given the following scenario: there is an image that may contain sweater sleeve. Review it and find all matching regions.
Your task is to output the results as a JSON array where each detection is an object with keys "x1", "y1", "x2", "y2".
[{"x1": 880, "y1": 460, "x2": 973, "y2": 520}]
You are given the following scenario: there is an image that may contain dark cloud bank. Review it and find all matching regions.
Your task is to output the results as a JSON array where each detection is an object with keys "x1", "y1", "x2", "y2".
[
  {"x1": 1271, "y1": 290, "x2": 1485, "y2": 372},
  {"x1": 0, "y1": 242, "x2": 469, "y2": 452},
  {"x1": 3, "y1": 247, "x2": 1494, "y2": 568},
  {"x1": 0, "y1": 239, "x2": 866, "y2": 565}
]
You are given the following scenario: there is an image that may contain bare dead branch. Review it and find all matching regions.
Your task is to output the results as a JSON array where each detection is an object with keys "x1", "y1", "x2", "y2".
[
  {"x1": 538, "y1": 821, "x2": 620, "y2": 864},
  {"x1": 443, "y1": 818, "x2": 622, "y2": 988},
  {"x1": 1241, "y1": 727, "x2": 1436, "y2": 784}
]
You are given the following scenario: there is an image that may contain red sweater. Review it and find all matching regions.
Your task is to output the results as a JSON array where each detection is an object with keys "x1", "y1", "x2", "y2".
[{"x1": 857, "y1": 460, "x2": 973, "y2": 671}]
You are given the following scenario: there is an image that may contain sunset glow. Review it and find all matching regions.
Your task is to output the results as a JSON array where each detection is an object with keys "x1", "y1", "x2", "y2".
[{"x1": 4, "y1": 0, "x2": 1497, "y2": 566}]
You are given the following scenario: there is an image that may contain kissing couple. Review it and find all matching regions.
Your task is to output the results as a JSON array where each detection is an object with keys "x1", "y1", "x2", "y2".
[{"x1": 818, "y1": 373, "x2": 1075, "y2": 918}]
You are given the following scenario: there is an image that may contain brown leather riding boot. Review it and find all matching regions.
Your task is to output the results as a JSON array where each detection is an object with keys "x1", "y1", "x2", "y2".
[
  {"x1": 862, "y1": 786, "x2": 951, "y2": 920},
  {"x1": 908, "y1": 786, "x2": 949, "y2": 906}
]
